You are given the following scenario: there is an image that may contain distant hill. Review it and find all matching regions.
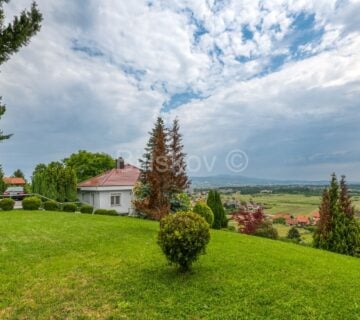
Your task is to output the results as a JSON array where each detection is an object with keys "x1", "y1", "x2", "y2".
[{"x1": 190, "y1": 174, "x2": 330, "y2": 188}]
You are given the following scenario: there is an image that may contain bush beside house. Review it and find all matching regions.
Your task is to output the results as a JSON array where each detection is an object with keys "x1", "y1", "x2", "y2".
[
  {"x1": 22, "y1": 196, "x2": 41, "y2": 210},
  {"x1": 0, "y1": 198, "x2": 15, "y2": 211}
]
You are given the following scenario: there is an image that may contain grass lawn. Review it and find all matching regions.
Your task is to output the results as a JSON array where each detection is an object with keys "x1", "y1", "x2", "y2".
[{"x1": 1, "y1": 211, "x2": 360, "y2": 319}]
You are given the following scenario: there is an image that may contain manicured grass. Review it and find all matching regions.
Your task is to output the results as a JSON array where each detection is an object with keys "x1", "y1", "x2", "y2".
[{"x1": 1, "y1": 211, "x2": 360, "y2": 319}]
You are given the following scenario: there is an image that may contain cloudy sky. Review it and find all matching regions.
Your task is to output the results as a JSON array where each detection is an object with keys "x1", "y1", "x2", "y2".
[{"x1": 0, "y1": 0, "x2": 360, "y2": 181}]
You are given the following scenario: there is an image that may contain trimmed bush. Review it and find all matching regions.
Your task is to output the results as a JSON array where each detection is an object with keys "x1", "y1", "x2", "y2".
[
  {"x1": 43, "y1": 200, "x2": 59, "y2": 211},
  {"x1": 62, "y1": 203, "x2": 77, "y2": 212},
  {"x1": 0, "y1": 198, "x2": 15, "y2": 211},
  {"x1": 158, "y1": 211, "x2": 211, "y2": 272},
  {"x1": 80, "y1": 205, "x2": 94, "y2": 214},
  {"x1": 94, "y1": 209, "x2": 119, "y2": 216},
  {"x1": 193, "y1": 201, "x2": 214, "y2": 226},
  {"x1": 22, "y1": 196, "x2": 41, "y2": 210}
]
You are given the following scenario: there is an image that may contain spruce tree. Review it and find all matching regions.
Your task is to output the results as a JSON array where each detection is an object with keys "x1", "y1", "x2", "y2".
[
  {"x1": 0, "y1": 164, "x2": 6, "y2": 193},
  {"x1": 0, "y1": 1, "x2": 42, "y2": 141},
  {"x1": 169, "y1": 118, "x2": 189, "y2": 193}
]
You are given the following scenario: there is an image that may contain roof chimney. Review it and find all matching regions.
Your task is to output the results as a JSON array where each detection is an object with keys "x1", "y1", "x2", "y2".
[{"x1": 116, "y1": 157, "x2": 125, "y2": 169}]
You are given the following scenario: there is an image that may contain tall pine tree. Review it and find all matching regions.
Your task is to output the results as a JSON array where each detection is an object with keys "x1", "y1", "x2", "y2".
[
  {"x1": 314, "y1": 173, "x2": 360, "y2": 256},
  {"x1": 0, "y1": 1, "x2": 42, "y2": 141},
  {"x1": 169, "y1": 118, "x2": 189, "y2": 193}
]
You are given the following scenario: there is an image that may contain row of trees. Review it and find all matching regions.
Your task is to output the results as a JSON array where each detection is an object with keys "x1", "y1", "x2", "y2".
[
  {"x1": 135, "y1": 117, "x2": 189, "y2": 219},
  {"x1": 314, "y1": 174, "x2": 360, "y2": 256}
]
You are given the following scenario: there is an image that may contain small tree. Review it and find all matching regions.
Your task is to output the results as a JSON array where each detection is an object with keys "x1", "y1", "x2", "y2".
[
  {"x1": 287, "y1": 227, "x2": 301, "y2": 243},
  {"x1": 232, "y1": 208, "x2": 265, "y2": 234},
  {"x1": 207, "y1": 190, "x2": 226, "y2": 229},
  {"x1": 0, "y1": 164, "x2": 6, "y2": 193},
  {"x1": 13, "y1": 169, "x2": 25, "y2": 179},
  {"x1": 193, "y1": 201, "x2": 214, "y2": 226},
  {"x1": 158, "y1": 211, "x2": 210, "y2": 272}
]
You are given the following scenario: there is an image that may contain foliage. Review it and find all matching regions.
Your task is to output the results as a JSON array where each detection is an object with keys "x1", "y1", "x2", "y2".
[
  {"x1": 2, "y1": 211, "x2": 360, "y2": 319},
  {"x1": 232, "y1": 208, "x2": 265, "y2": 234},
  {"x1": 137, "y1": 117, "x2": 189, "y2": 220},
  {"x1": 287, "y1": 227, "x2": 301, "y2": 242},
  {"x1": 158, "y1": 211, "x2": 210, "y2": 272},
  {"x1": 94, "y1": 209, "x2": 118, "y2": 216},
  {"x1": 207, "y1": 190, "x2": 226, "y2": 229},
  {"x1": 170, "y1": 192, "x2": 191, "y2": 212},
  {"x1": 193, "y1": 201, "x2": 214, "y2": 226},
  {"x1": 62, "y1": 203, "x2": 77, "y2": 213},
  {"x1": 314, "y1": 174, "x2": 360, "y2": 256},
  {"x1": 273, "y1": 217, "x2": 286, "y2": 224},
  {"x1": 0, "y1": 1, "x2": 42, "y2": 142},
  {"x1": 31, "y1": 162, "x2": 77, "y2": 202},
  {"x1": 12, "y1": 169, "x2": 25, "y2": 179},
  {"x1": 253, "y1": 220, "x2": 279, "y2": 240},
  {"x1": 22, "y1": 196, "x2": 41, "y2": 210},
  {"x1": 0, "y1": 198, "x2": 15, "y2": 211},
  {"x1": 43, "y1": 200, "x2": 59, "y2": 211},
  {"x1": 80, "y1": 205, "x2": 94, "y2": 214},
  {"x1": 0, "y1": 164, "x2": 6, "y2": 193},
  {"x1": 63, "y1": 150, "x2": 115, "y2": 182}
]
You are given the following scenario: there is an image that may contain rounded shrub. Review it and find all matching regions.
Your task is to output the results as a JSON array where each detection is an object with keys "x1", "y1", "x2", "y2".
[
  {"x1": 287, "y1": 227, "x2": 301, "y2": 243},
  {"x1": 80, "y1": 205, "x2": 94, "y2": 214},
  {"x1": 158, "y1": 211, "x2": 211, "y2": 272},
  {"x1": 193, "y1": 201, "x2": 214, "y2": 226},
  {"x1": 107, "y1": 209, "x2": 118, "y2": 216},
  {"x1": 0, "y1": 198, "x2": 15, "y2": 211},
  {"x1": 22, "y1": 196, "x2": 41, "y2": 210},
  {"x1": 254, "y1": 221, "x2": 279, "y2": 240},
  {"x1": 62, "y1": 203, "x2": 77, "y2": 212},
  {"x1": 94, "y1": 209, "x2": 108, "y2": 215},
  {"x1": 43, "y1": 200, "x2": 59, "y2": 211}
]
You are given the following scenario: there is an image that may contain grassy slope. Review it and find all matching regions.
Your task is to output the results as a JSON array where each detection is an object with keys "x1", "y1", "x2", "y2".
[{"x1": 1, "y1": 211, "x2": 360, "y2": 319}]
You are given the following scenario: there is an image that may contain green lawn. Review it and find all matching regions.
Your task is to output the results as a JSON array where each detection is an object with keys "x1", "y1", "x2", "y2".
[{"x1": 1, "y1": 211, "x2": 360, "y2": 319}]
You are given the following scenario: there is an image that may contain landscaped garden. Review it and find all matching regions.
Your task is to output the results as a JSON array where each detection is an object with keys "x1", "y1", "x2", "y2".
[{"x1": 1, "y1": 210, "x2": 360, "y2": 319}]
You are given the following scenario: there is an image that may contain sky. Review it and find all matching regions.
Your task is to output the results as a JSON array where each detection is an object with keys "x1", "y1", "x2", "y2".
[{"x1": 0, "y1": 0, "x2": 360, "y2": 181}]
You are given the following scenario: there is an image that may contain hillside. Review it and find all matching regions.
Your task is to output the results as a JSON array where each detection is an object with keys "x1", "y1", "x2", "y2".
[{"x1": 1, "y1": 211, "x2": 360, "y2": 319}]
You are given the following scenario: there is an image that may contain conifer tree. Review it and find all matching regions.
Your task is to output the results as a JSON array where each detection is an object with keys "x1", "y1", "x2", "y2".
[
  {"x1": 13, "y1": 169, "x2": 25, "y2": 179},
  {"x1": 207, "y1": 190, "x2": 226, "y2": 229},
  {"x1": 0, "y1": 1, "x2": 42, "y2": 141},
  {"x1": 314, "y1": 173, "x2": 360, "y2": 256},
  {"x1": 169, "y1": 118, "x2": 189, "y2": 193},
  {"x1": 0, "y1": 164, "x2": 6, "y2": 193}
]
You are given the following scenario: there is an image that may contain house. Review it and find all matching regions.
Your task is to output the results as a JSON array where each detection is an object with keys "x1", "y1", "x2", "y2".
[
  {"x1": 77, "y1": 158, "x2": 140, "y2": 215},
  {"x1": 271, "y1": 213, "x2": 296, "y2": 226},
  {"x1": 296, "y1": 215, "x2": 310, "y2": 226},
  {"x1": 312, "y1": 211, "x2": 320, "y2": 225},
  {"x1": 3, "y1": 177, "x2": 26, "y2": 186}
]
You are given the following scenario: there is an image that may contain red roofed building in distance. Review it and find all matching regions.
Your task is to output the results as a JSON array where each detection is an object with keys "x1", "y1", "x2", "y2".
[
  {"x1": 3, "y1": 177, "x2": 26, "y2": 186},
  {"x1": 296, "y1": 215, "x2": 310, "y2": 226},
  {"x1": 312, "y1": 211, "x2": 320, "y2": 225},
  {"x1": 77, "y1": 157, "x2": 140, "y2": 215}
]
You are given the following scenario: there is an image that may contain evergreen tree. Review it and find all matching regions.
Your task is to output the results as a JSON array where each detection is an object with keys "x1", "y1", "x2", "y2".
[
  {"x1": 207, "y1": 190, "x2": 226, "y2": 229},
  {"x1": 0, "y1": 164, "x2": 6, "y2": 193},
  {"x1": 314, "y1": 173, "x2": 360, "y2": 256},
  {"x1": 13, "y1": 169, "x2": 25, "y2": 179},
  {"x1": 287, "y1": 227, "x2": 301, "y2": 243},
  {"x1": 169, "y1": 118, "x2": 189, "y2": 193},
  {"x1": 0, "y1": 1, "x2": 42, "y2": 141}
]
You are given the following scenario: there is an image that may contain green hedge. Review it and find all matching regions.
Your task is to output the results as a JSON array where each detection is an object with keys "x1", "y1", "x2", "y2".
[
  {"x1": 94, "y1": 209, "x2": 119, "y2": 216},
  {"x1": 62, "y1": 203, "x2": 77, "y2": 212},
  {"x1": 80, "y1": 205, "x2": 94, "y2": 214},
  {"x1": 22, "y1": 196, "x2": 41, "y2": 210},
  {"x1": 0, "y1": 198, "x2": 15, "y2": 211},
  {"x1": 43, "y1": 200, "x2": 59, "y2": 211}
]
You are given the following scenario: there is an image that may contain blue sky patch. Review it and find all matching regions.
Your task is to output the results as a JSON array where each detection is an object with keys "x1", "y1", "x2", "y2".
[
  {"x1": 162, "y1": 90, "x2": 203, "y2": 112},
  {"x1": 71, "y1": 39, "x2": 104, "y2": 57}
]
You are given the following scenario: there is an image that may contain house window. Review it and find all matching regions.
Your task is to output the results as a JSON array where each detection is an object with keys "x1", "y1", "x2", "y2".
[{"x1": 111, "y1": 193, "x2": 121, "y2": 206}]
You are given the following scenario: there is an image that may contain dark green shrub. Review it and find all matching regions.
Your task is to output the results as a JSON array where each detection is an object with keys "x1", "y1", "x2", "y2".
[
  {"x1": 22, "y1": 196, "x2": 41, "y2": 210},
  {"x1": 287, "y1": 227, "x2": 301, "y2": 243},
  {"x1": 254, "y1": 220, "x2": 279, "y2": 240},
  {"x1": 107, "y1": 210, "x2": 119, "y2": 216},
  {"x1": 43, "y1": 200, "x2": 59, "y2": 211},
  {"x1": 0, "y1": 198, "x2": 15, "y2": 211},
  {"x1": 80, "y1": 205, "x2": 94, "y2": 214},
  {"x1": 158, "y1": 211, "x2": 211, "y2": 272},
  {"x1": 62, "y1": 203, "x2": 77, "y2": 212},
  {"x1": 273, "y1": 217, "x2": 286, "y2": 225},
  {"x1": 94, "y1": 209, "x2": 109, "y2": 215},
  {"x1": 193, "y1": 201, "x2": 214, "y2": 226},
  {"x1": 207, "y1": 190, "x2": 226, "y2": 229},
  {"x1": 94, "y1": 209, "x2": 119, "y2": 216}
]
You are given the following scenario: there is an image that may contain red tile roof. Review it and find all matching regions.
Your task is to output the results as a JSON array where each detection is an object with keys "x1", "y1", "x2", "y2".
[
  {"x1": 3, "y1": 177, "x2": 26, "y2": 185},
  {"x1": 312, "y1": 211, "x2": 320, "y2": 218},
  {"x1": 78, "y1": 165, "x2": 140, "y2": 187},
  {"x1": 296, "y1": 215, "x2": 310, "y2": 224}
]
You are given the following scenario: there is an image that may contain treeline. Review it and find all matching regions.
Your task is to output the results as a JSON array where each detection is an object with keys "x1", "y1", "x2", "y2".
[
  {"x1": 32, "y1": 162, "x2": 77, "y2": 202},
  {"x1": 31, "y1": 150, "x2": 115, "y2": 202}
]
